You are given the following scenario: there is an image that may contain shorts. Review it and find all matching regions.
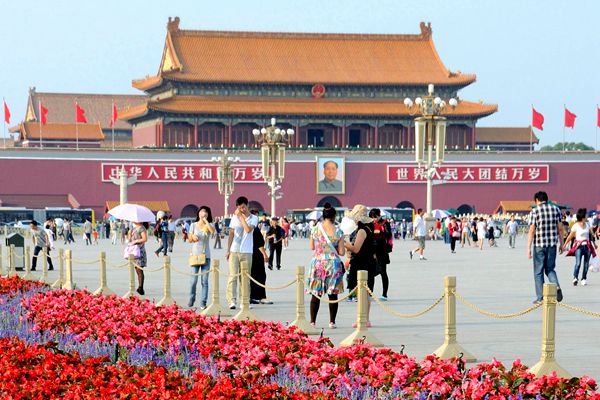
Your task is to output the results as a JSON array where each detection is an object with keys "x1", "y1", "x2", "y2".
[{"x1": 416, "y1": 236, "x2": 426, "y2": 249}]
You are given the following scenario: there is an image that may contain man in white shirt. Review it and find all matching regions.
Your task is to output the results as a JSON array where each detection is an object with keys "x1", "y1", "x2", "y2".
[
  {"x1": 225, "y1": 196, "x2": 258, "y2": 309},
  {"x1": 505, "y1": 215, "x2": 519, "y2": 248},
  {"x1": 410, "y1": 208, "x2": 427, "y2": 260}
]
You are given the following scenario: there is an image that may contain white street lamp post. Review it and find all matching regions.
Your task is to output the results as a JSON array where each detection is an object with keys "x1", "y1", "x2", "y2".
[
  {"x1": 212, "y1": 150, "x2": 239, "y2": 217},
  {"x1": 109, "y1": 165, "x2": 137, "y2": 205},
  {"x1": 252, "y1": 118, "x2": 294, "y2": 217},
  {"x1": 404, "y1": 84, "x2": 458, "y2": 225}
]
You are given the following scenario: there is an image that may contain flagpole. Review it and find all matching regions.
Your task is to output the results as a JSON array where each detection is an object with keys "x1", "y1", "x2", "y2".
[
  {"x1": 2, "y1": 97, "x2": 6, "y2": 149},
  {"x1": 596, "y1": 104, "x2": 598, "y2": 153},
  {"x1": 38, "y1": 100, "x2": 43, "y2": 150},
  {"x1": 111, "y1": 100, "x2": 115, "y2": 151},
  {"x1": 75, "y1": 100, "x2": 79, "y2": 151},
  {"x1": 562, "y1": 104, "x2": 565, "y2": 154}
]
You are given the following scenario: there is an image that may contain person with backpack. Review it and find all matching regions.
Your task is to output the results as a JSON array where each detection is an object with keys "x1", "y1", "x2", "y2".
[
  {"x1": 154, "y1": 216, "x2": 169, "y2": 257},
  {"x1": 369, "y1": 208, "x2": 392, "y2": 301}
]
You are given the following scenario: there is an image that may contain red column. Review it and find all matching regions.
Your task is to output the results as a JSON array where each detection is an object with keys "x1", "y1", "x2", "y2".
[
  {"x1": 374, "y1": 124, "x2": 379, "y2": 148},
  {"x1": 341, "y1": 124, "x2": 346, "y2": 148},
  {"x1": 471, "y1": 125, "x2": 476, "y2": 149},
  {"x1": 228, "y1": 122, "x2": 233, "y2": 148},
  {"x1": 193, "y1": 122, "x2": 198, "y2": 148},
  {"x1": 407, "y1": 123, "x2": 412, "y2": 149},
  {"x1": 295, "y1": 124, "x2": 300, "y2": 147}
]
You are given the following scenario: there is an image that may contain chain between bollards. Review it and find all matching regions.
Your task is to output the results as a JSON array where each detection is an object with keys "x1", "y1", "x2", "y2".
[
  {"x1": 156, "y1": 256, "x2": 175, "y2": 306},
  {"x1": 290, "y1": 266, "x2": 318, "y2": 335}
]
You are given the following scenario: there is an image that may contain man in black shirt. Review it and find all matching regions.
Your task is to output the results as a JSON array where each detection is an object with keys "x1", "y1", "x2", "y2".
[{"x1": 266, "y1": 217, "x2": 285, "y2": 270}]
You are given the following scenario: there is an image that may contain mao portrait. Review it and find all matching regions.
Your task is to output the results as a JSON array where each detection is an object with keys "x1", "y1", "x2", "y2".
[{"x1": 316, "y1": 157, "x2": 345, "y2": 194}]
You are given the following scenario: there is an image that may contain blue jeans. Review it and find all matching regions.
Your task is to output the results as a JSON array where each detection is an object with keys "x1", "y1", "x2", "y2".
[
  {"x1": 189, "y1": 258, "x2": 210, "y2": 307},
  {"x1": 533, "y1": 246, "x2": 559, "y2": 302},
  {"x1": 573, "y1": 245, "x2": 590, "y2": 281},
  {"x1": 156, "y1": 232, "x2": 169, "y2": 255}
]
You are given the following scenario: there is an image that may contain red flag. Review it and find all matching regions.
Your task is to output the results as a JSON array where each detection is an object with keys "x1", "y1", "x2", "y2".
[
  {"x1": 75, "y1": 103, "x2": 87, "y2": 123},
  {"x1": 3, "y1": 101, "x2": 10, "y2": 124},
  {"x1": 109, "y1": 103, "x2": 118, "y2": 128},
  {"x1": 597, "y1": 107, "x2": 600, "y2": 128},
  {"x1": 39, "y1": 102, "x2": 48, "y2": 125},
  {"x1": 564, "y1": 107, "x2": 576, "y2": 128},
  {"x1": 532, "y1": 108, "x2": 544, "y2": 131}
]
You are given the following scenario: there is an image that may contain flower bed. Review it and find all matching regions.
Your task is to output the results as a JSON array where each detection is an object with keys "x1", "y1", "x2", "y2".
[
  {"x1": 1, "y1": 277, "x2": 599, "y2": 399},
  {"x1": 0, "y1": 337, "x2": 322, "y2": 399},
  {"x1": 0, "y1": 276, "x2": 44, "y2": 299}
]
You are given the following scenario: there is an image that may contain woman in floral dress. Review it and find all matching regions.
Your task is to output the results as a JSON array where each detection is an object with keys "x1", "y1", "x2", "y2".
[{"x1": 307, "y1": 203, "x2": 345, "y2": 329}]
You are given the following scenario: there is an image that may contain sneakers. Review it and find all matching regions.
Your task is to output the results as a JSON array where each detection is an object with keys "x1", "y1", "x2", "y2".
[
  {"x1": 556, "y1": 288, "x2": 563, "y2": 302},
  {"x1": 420, "y1": 257, "x2": 427, "y2": 261},
  {"x1": 310, "y1": 322, "x2": 315, "y2": 327},
  {"x1": 260, "y1": 299, "x2": 273, "y2": 304},
  {"x1": 267, "y1": 265, "x2": 273, "y2": 270},
  {"x1": 188, "y1": 300, "x2": 195, "y2": 307},
  {"x1": 328, "y1": 322, "x2": 336, "y2": 329},
  {"x1": 581, "y1": 279, "x2": 587, "y2": 286},
  {"x1": 379, "y1": 296, "x2": 388, "y2": 301},
  {"x1": 136, "y1": 287, "x2": 145, "y2": 296},
  {"x1": 250, "y1": 299, "x2": 260, "y2": 305},
  {"x1": 573, "y1": 278, "x2": 578, "y2": 286},
  {"x1": 532, "y1": 299, "x2": 542, "y2": 305},
  {"x1": 229, "y1": 303, "x2": 236, "y2": 310},
  {"x1": 409, "y1": 251, "x2": 413, "y2": 260}
]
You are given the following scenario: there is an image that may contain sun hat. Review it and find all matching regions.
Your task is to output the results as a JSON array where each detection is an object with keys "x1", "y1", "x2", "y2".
[{"x1": 345, "y1": 204, "x2": 373, "y2": 224}]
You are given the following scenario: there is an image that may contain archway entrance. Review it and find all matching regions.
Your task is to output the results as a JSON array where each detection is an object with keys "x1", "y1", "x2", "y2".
[
  {"x1": 248, "y1": 201, "x2": 265, "y2": 213},
  {"x1": 316, "y1": 196, "x2": 342, "y2": 208},
  {"x1": 457, "y1": 204, "x2": 474, "y2": 214},
  {"x1": 180, "y1": 204, "x2": 199, "y2": 218},
  {"x1": 396, "y1": 201, "x2": 415, "y2": 209}
]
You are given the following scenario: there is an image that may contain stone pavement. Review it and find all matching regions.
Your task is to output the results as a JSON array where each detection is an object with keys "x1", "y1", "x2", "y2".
[{"x1": 5, "y1": 233, "x2": 600, "y2": 380}]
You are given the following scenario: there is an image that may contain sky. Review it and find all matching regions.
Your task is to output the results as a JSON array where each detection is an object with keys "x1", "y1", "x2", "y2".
[{"x1": 1, "y1": 0, "x2": 599, "y2": 148}]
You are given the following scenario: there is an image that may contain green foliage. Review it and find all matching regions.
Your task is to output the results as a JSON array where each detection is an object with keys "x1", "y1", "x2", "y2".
[{"x1": 539, "y1": 142, "x2": 594, "y2": 151}]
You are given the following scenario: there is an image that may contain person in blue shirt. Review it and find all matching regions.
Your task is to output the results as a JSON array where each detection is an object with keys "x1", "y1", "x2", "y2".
[{"x1": 154, "y1": 215, "x2": 169, "y2": 257}]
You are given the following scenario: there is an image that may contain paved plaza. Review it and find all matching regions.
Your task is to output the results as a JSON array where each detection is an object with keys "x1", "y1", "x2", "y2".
[{"x1": 5, "y1": 232, "x2": 600, "y2": 380}]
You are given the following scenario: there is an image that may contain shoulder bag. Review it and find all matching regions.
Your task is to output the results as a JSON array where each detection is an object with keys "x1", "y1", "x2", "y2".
[{"x1": 189, "y1": 223, "x2": 208, "y2": 266}]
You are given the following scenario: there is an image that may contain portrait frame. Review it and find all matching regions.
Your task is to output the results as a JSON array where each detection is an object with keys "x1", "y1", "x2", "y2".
[{"x1": 316, "y1": 156, "x2": 345, "y2": 194}]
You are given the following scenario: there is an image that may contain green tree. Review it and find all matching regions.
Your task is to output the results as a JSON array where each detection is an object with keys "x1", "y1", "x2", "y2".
[{"x1": 539, "y1": 142, "x2": 594, "y2": 151}]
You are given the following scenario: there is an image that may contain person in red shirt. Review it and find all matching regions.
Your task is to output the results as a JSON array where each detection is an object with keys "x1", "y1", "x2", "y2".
[{"x1": 448, "y1": 216, "x2": 460, "y2": 253}]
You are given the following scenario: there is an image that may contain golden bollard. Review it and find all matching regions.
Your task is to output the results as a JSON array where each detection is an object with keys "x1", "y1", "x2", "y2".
[
  {"x1": 8, "y1": 245, "x2": 16, "y2": 278},
  {"x1": 51, "y1": 249, "x2": 64, "y2": 289},
  {"x1": 201, "y1": 260, "x2": 231, "y2": 317},
  {"x1": 340, "y1": 270, "x2": 383, "y2": 347},
  {"x1": 122, "y1": 254, "x2": 136, "y2": 298},
  {"x1": 290, "y1": 266, "x2": 318, "y2": 335},
  {"x1": 38, "y1": 248, "x2": 51, "y2": 285},
  {"x1": 233, "y1": 261, "x2": 258, "y2": 321},
  {"x1": 62, "y1": 249, "x2": 74, "y2": 290},
  {"x1": 93, "y1": 252, "x2": 114, "y2": 296},
  {"x1": 157, "y1": 256, "x2": 176, "y2": 306},
  {"x1": 0, "y1": 244, "x2": 3, "y2": 276},
  {"x1": 433, "y1": 276, "x2": 476, "y2": 362},
  {"x1": 528, "y1": 283, "x2": 570, "y2": 378},
  {"x1": 22, "y1": 246, "x2": 34, "y2": 281}
]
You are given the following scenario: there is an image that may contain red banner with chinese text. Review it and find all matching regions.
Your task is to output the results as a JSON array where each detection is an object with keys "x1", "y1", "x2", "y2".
[
  {"x1": 387, "y1": 164, "x2": 549, "y2": 183},
  {"x1": 101, "y1": 163, "x2": 264, "y2": 183}
]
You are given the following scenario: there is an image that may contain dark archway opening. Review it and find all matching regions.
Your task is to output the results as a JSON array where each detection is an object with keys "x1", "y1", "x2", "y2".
[
  {"x1": 316, "y1": 196, "x2": 342, "y2": 208},
  {"x1": 180, "y1": 204, "x2": 199, "y2": 218},
  {"x1": 457, "y1": 204, "x2": 474, "y2": 214},
  {"x1": 248, "y1": 201, "x2": 265, "y2": 213},
  {"x1": 396, "y1": 201, "x2": 415, "y2": 209}
]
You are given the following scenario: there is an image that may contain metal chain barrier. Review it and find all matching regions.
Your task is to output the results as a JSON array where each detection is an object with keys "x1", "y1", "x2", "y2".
[
  {"x1": 134, "y1": 264, "x2": 164, "y2": 273},
  {"x1": 310, "y1": 286, "x2": 358, "y2": 304},
  {"x1": 366, "y1": 284, "x2": 445, "y2": 318},
  {"x1": 170, "y1": 263, "x2": 212, "y2": 277},
  {"x1": 244, "y1": 271, "x2": 297, "y2": 290},
  {"x1": 453, "y1": 290, "x2": 542, "y2": 318},
  {"x1": 71, "y1": 258, "x2": 102, "y2": 265},
  {"x1": 558, "y1": 302, "x2": 600, "y2": 318}
]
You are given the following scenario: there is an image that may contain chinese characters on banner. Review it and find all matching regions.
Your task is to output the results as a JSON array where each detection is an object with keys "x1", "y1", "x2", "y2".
[
  {"x1": 387, "y1": 164, "x2": 549, "y2": 183},
  {"x1": 101, "y1": 163, "x2": 264, "y2": 183}
]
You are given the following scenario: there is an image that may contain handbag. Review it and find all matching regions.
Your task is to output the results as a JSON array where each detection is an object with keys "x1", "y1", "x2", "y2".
[
  {"x1": 189, "y1": 223, "x2": 208, "y2": 266},
  {"x1": 123, "y1": 244, "x2": 141, "y2": 259}
]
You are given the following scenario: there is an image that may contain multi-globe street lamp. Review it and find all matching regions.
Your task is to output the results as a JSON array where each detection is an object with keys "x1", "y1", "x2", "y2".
[
  {"x1": 404, "y1": 84, "x2": 458, "y2": 224},
  {"x1": 252, "y1": 118, "x2": 294, "y2": 217},
  {"x1": 212, "y1": 150, "x2": 239, "y2": 217}
]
